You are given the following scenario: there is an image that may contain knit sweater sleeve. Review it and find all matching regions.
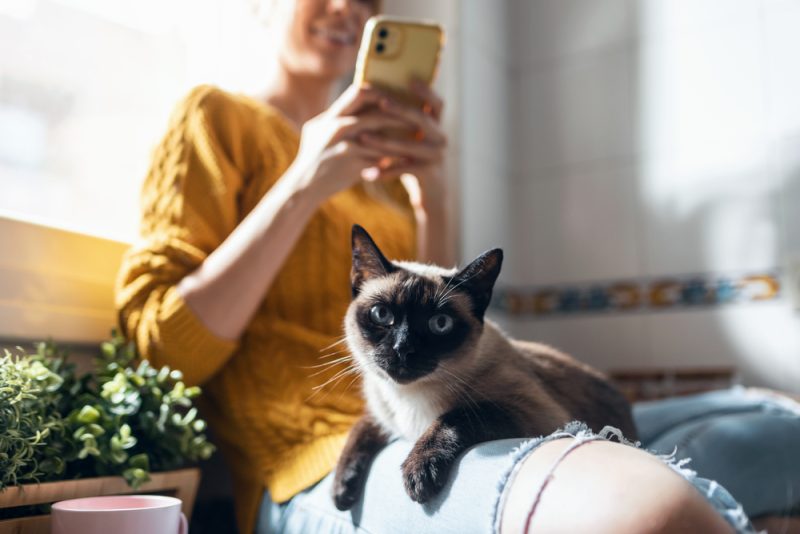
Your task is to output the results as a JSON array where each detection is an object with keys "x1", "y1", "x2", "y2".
[{"x1": 115, "y1": 85, "x2": 251, "y2": 386}]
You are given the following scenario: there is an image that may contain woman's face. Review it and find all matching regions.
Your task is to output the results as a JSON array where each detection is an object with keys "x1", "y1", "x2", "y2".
[{"x1": 270, "y1": 0, "x2": 378, "y2": 80}]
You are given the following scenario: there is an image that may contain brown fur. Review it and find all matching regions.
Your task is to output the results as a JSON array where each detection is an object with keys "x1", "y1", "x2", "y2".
[{"x1": 332, "y1": 225, "x2": 637, "y2": 509}]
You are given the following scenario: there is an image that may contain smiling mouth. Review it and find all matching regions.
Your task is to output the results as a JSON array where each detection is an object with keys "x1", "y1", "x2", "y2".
[{"x1": 312, "y1": 27, "x2": 356, "y2": 46}]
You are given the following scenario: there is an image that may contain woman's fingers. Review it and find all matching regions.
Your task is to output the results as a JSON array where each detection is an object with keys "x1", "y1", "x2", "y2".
[
  {"x1": 333, "y1": 139, "x2": 390, "y2": 162},
  {"x1": 410, "y1": 79, "x2": 444, "y2": 121},
  {"x1": 331, "y1": 113, "x2": 414, "y2": 144},
  {"x1": 329, "y1": 83, "x2": 400, "y2": 117},
  {"x1": 358, "y1": 132, "x2": 444, "y2": 164},
  {"x1": 378, "y1": 99, "x2": 446, "y2": 145}
]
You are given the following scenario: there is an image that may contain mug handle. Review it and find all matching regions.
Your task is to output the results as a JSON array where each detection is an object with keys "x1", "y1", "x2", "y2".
[{"x1": 179, "y1": 512, "x2": 188, "y2": 534}]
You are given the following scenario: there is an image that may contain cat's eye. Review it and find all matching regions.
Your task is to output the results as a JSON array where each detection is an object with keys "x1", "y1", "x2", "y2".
[
  {"x1": 370, "y1": 304, "x2": 394, "y2": 326},
  {"x1": 428, "y1": 314, "x2": 454, "y2": 335}
]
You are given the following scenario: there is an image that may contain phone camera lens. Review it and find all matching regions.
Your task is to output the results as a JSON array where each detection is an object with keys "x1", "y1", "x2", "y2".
[
  {"x1": 376, "y1": 43, "x2": 385, "y2": 53},
  {"x1": 378, "y1": 28, "x2": 388, "y2": 39}
]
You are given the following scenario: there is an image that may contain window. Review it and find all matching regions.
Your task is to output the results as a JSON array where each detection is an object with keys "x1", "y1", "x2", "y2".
[{"x1": 0, "y1": 0, "x2": 274, "y2": 241}]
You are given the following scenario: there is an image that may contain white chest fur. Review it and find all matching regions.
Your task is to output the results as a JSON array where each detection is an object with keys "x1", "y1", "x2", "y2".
[{"x1": 363, "y1": 377, "x2": 449, "y2": 441}]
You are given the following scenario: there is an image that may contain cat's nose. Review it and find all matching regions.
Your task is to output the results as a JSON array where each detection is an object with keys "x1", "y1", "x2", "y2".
[{"x1": 392, "y1": 340, "x2": 415, "y2": 361}]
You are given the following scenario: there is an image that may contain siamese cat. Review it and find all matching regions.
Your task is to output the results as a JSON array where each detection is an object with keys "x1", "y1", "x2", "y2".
[{"x1": 332, "y1": 225, "x2": 637, "y2": 511}]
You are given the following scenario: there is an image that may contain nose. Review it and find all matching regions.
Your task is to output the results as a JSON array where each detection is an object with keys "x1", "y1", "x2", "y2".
[
  {"x1": 327, "y1": 0, "x2": 352, "y2": 14},
  {"x1": 393, "y1": 339, "x2": 414, "y2": 360},
  {"x1": 392, "y1": 321, "x2": 415, "y2": 361}
]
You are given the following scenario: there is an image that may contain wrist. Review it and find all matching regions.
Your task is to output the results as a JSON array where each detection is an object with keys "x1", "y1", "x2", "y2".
[{"x1": 279, "y1": 164, "x2": 325, "y2": 213}]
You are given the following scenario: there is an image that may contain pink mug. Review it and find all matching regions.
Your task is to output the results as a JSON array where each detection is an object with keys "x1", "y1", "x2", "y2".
[{"x1": 51, "y1": 495, "x2": 188, "y2": 534}]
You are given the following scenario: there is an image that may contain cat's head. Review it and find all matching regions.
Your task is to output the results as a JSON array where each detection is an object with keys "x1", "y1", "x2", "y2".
[{"x1": 344, "y1": 225, "x2": 503, "y2": 386}]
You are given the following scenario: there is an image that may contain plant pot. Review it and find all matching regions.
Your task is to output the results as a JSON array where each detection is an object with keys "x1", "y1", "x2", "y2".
[{"x1": 0, "y1": 468, "x2": 200, "y2": 534}]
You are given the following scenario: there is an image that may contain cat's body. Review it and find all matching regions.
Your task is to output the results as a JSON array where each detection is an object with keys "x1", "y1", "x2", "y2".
[
  {"x1": 332, "y1": 226, "x2": 637, "y2": 510},
  {"x1": 362, "y1": 316, "x2": 634, "y2": 443}
]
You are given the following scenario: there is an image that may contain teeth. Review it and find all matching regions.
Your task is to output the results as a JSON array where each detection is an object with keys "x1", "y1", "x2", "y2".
[{"x1": 316, "y1": 28, "x2": 354, "y2": 45}]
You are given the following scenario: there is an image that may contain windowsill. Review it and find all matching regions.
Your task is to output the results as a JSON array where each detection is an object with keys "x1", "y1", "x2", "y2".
[{"x1": 0, "y1": 213, "x2": 130, "y2": 343}]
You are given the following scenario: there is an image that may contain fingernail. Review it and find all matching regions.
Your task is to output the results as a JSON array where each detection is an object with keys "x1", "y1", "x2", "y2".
[{"x1": 362, "y1": 167, "x2": 380, "y2": 180}]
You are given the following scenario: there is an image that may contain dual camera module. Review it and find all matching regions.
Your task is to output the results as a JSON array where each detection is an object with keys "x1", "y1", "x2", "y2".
[{"x1": 375, "y1": 27, "x2": 389, "y2": 53}]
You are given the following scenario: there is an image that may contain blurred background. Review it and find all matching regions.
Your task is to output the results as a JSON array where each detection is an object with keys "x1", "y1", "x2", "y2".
[{"x1": 1, "y1": 0, "x2": 799, "y2": 530}]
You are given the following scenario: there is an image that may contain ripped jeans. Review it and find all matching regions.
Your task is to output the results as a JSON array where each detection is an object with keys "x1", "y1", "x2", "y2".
[{"x1": 257, "y1": 387, "x2": 800, "y2": 534}]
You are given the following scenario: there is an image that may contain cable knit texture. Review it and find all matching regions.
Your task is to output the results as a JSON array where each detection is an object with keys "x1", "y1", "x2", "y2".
[{"x1": 115, "y1": 85, "x2": 416, "y2": 533}]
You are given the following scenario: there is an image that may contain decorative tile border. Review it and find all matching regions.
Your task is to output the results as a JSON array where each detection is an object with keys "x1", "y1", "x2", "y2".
[{"x1": 493, "y1": 271, "x2": 782, "y2": 317}]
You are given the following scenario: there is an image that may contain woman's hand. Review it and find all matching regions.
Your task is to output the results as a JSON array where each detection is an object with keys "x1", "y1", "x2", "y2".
[
  {"x1": 358, "y1": 80, "x2": 448, "y2": 216},
  {"x1": 286, "y1": 84, "x2": 419, "y2": 206}
]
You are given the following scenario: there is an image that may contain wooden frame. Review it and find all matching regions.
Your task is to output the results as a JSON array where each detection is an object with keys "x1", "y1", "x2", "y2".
[{"x1": 0, "y1": 468, "x2": 200, "y2": 534}]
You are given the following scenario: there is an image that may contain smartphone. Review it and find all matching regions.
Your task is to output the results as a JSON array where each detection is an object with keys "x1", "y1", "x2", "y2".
[{"x1": 354, "y1": 15, "x2": 445, "y2": 109}]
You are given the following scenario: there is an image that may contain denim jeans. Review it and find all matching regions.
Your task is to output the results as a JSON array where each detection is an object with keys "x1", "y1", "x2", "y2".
[{"x1": 257, "y1": 387, "x2": 800, "y2": 533}]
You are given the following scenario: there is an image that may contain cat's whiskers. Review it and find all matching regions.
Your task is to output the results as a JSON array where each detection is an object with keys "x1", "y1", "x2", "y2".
[
  {"x1": 319, "y1": 347, "x2": 351, "y2": 360},
  {"x1": 312, "y1": 365, "x2": 360, "y2": 390},
  {"x1": 306, "y1": 367, "x2": 361, "y2": 403},
  {"x1": 304, "y1": 356, "x2": 354, "y2": 377},
  {"x1": 437, "y1": 271, "x2": 480, "y2": 307},
  {"x1": 305, "y1": 358, "x2": 376, "y2": 403},
  {"x1": 303, "y1": 356, "x2": 352, "y2": 370},
  {"x1": 433, "y1": 273, "x2": 455, "y2": 303},
  {"x1": 319, "y1": 336, "x2": 349, "y2": 353}
]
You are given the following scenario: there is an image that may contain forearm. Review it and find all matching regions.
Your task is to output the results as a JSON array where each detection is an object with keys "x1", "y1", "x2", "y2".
[{"x1": 176, "y1": 167, "x2": 321, "y2": 340}]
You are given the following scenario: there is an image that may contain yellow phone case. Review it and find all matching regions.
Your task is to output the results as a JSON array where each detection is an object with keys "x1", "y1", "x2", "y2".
[{"x1": 353, "y1": 16, "x2": 445, "y2": 108}]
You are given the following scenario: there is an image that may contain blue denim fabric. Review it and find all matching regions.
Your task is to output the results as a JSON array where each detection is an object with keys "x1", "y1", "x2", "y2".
[
  {"x1": 257, "y1": 387, "x2": 800, "y2": 533},
  {"x1": 634, "y1": 387, "x2": 800, "y2": 518}
]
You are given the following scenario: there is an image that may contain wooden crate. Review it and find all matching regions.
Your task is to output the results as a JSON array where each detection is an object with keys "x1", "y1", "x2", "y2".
[{"x1": 0, "y1": 468, "x2": 200, "y2": 534}]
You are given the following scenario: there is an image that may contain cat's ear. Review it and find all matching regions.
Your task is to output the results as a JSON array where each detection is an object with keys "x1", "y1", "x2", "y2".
[
  {"x1": 451, "y1": 249, "x2": 503, "y2": 321},
  {"x1": 351, "y1": 225, "x2": 396, "y2": 297}
]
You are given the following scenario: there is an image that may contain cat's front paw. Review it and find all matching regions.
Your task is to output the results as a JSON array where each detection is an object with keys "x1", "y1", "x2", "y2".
[
  {"x1": 401, "y1": 449, "x2": 451, "y2": 503},
  {"x1": 332, "y1": 464, "x2": 363, "y2": 511}
]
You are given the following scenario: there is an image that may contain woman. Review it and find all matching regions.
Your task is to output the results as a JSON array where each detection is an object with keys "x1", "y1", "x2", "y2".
[{"x1": 116, "y1": 0, "x2": 794, "y2": 532}]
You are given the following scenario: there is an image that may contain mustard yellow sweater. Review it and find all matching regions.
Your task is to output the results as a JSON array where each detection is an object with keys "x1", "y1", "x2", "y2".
[{"x1": 115, "y1": 85, "x2": 416, "y2": 533}]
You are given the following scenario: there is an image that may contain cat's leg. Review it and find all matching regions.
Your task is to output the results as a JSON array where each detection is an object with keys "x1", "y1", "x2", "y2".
[
  {"x1": 402, "y1": 402, "x2": 519, "y2": 503},
  {"x1": 332, "y1": 414, "x2": 390, "y2": 511}
]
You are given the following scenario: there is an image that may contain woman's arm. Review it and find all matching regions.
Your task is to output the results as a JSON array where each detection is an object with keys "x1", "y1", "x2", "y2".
[
  {"x1": 175, "y1": 168, "x2": 320, "y2": 341},
  {"x1": 116, "y1": 85, "x2": 420, "y2": 385},
  {"x1": 177, "y1": 84, "x2": 419, "y2": 341}
]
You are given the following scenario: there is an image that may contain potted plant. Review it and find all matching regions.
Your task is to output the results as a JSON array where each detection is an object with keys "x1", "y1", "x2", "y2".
[{"x1": 0, "y1": 334, "x2": 215, "y2": 533}]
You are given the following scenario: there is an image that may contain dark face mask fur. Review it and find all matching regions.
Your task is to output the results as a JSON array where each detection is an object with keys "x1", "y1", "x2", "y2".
[{"x1": 332, "y1": 225, "x2": 637, "y2": 510}]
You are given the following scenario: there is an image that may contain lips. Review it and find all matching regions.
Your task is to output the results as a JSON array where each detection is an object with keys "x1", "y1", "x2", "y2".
[{"x1": 312, "y1": 27, "x2": 356, "y2": 46}]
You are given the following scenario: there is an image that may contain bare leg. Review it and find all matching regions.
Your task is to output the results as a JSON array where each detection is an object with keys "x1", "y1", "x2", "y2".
[{"x1": 500, "y1": 438, "x2": 733, "y2": 534}]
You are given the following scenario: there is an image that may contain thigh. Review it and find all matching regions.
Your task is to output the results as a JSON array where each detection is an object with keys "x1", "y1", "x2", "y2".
[
  {"x1": 500, "y1": 438, "x2": 735, "y2": 534},
  {"x1": 261, "y1": 438, "x2": 525, "y2": 534},
  {"x1": 640, "y1": 389, "x2": 800, "y2": 518}
]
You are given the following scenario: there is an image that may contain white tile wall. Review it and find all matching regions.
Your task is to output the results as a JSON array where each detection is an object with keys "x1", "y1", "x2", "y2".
[
  {"x1": 635, "y1": 0, "x2": 762, "y2": 39},
  {"x1": 459, "y1": 1, "x2": 512, "y2": 263},
  {"x1": 503, "y1": 314, "x2": 649, "y2": 371},
  {"x1": 457, "y1": 0, "x2": 800, "y2": 391},
  {"x1": 459, "y1": 156, "x2": 513, "y2": 262},
  {"x1": 635, "y1": 22, "x2": 770, "y2": 180},
  {"x1": 461, "y1": 0, "x2": 510, "y2": 66},
  {"x1": 763, "y1": 0, "x2": 800, "y2": 141},
  {"x1": 513, "y1": 48, "x2": 636, "y2": 174},
  {"x1": 510, "y1": 166, "x2": 641, "y2": 286},
  {"x1": 640, "y1": 168, "x2": 780, "y2": 276},
  {"x1": 508, "y1": 0, "x2": 634, "y2": 69},
  {"x1": 645, "y1": 303, "x2": 800, "y2": 392},
  {"x1": 460, "y1": 41, "x2": 511, "y2": 171},
  {"x1": 778, "y1": 136, "x2": 800, "y2": 260}
]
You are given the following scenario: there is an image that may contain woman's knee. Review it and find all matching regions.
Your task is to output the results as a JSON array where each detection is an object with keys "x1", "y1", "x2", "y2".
[{"x1": 499, "y1": 438, "x2": 732, "y2": 534}]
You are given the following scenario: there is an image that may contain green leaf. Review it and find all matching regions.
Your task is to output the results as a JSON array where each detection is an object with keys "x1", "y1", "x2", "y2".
[{"x1": 76, "y1": 405, "x2": 100, "y2": 424}]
